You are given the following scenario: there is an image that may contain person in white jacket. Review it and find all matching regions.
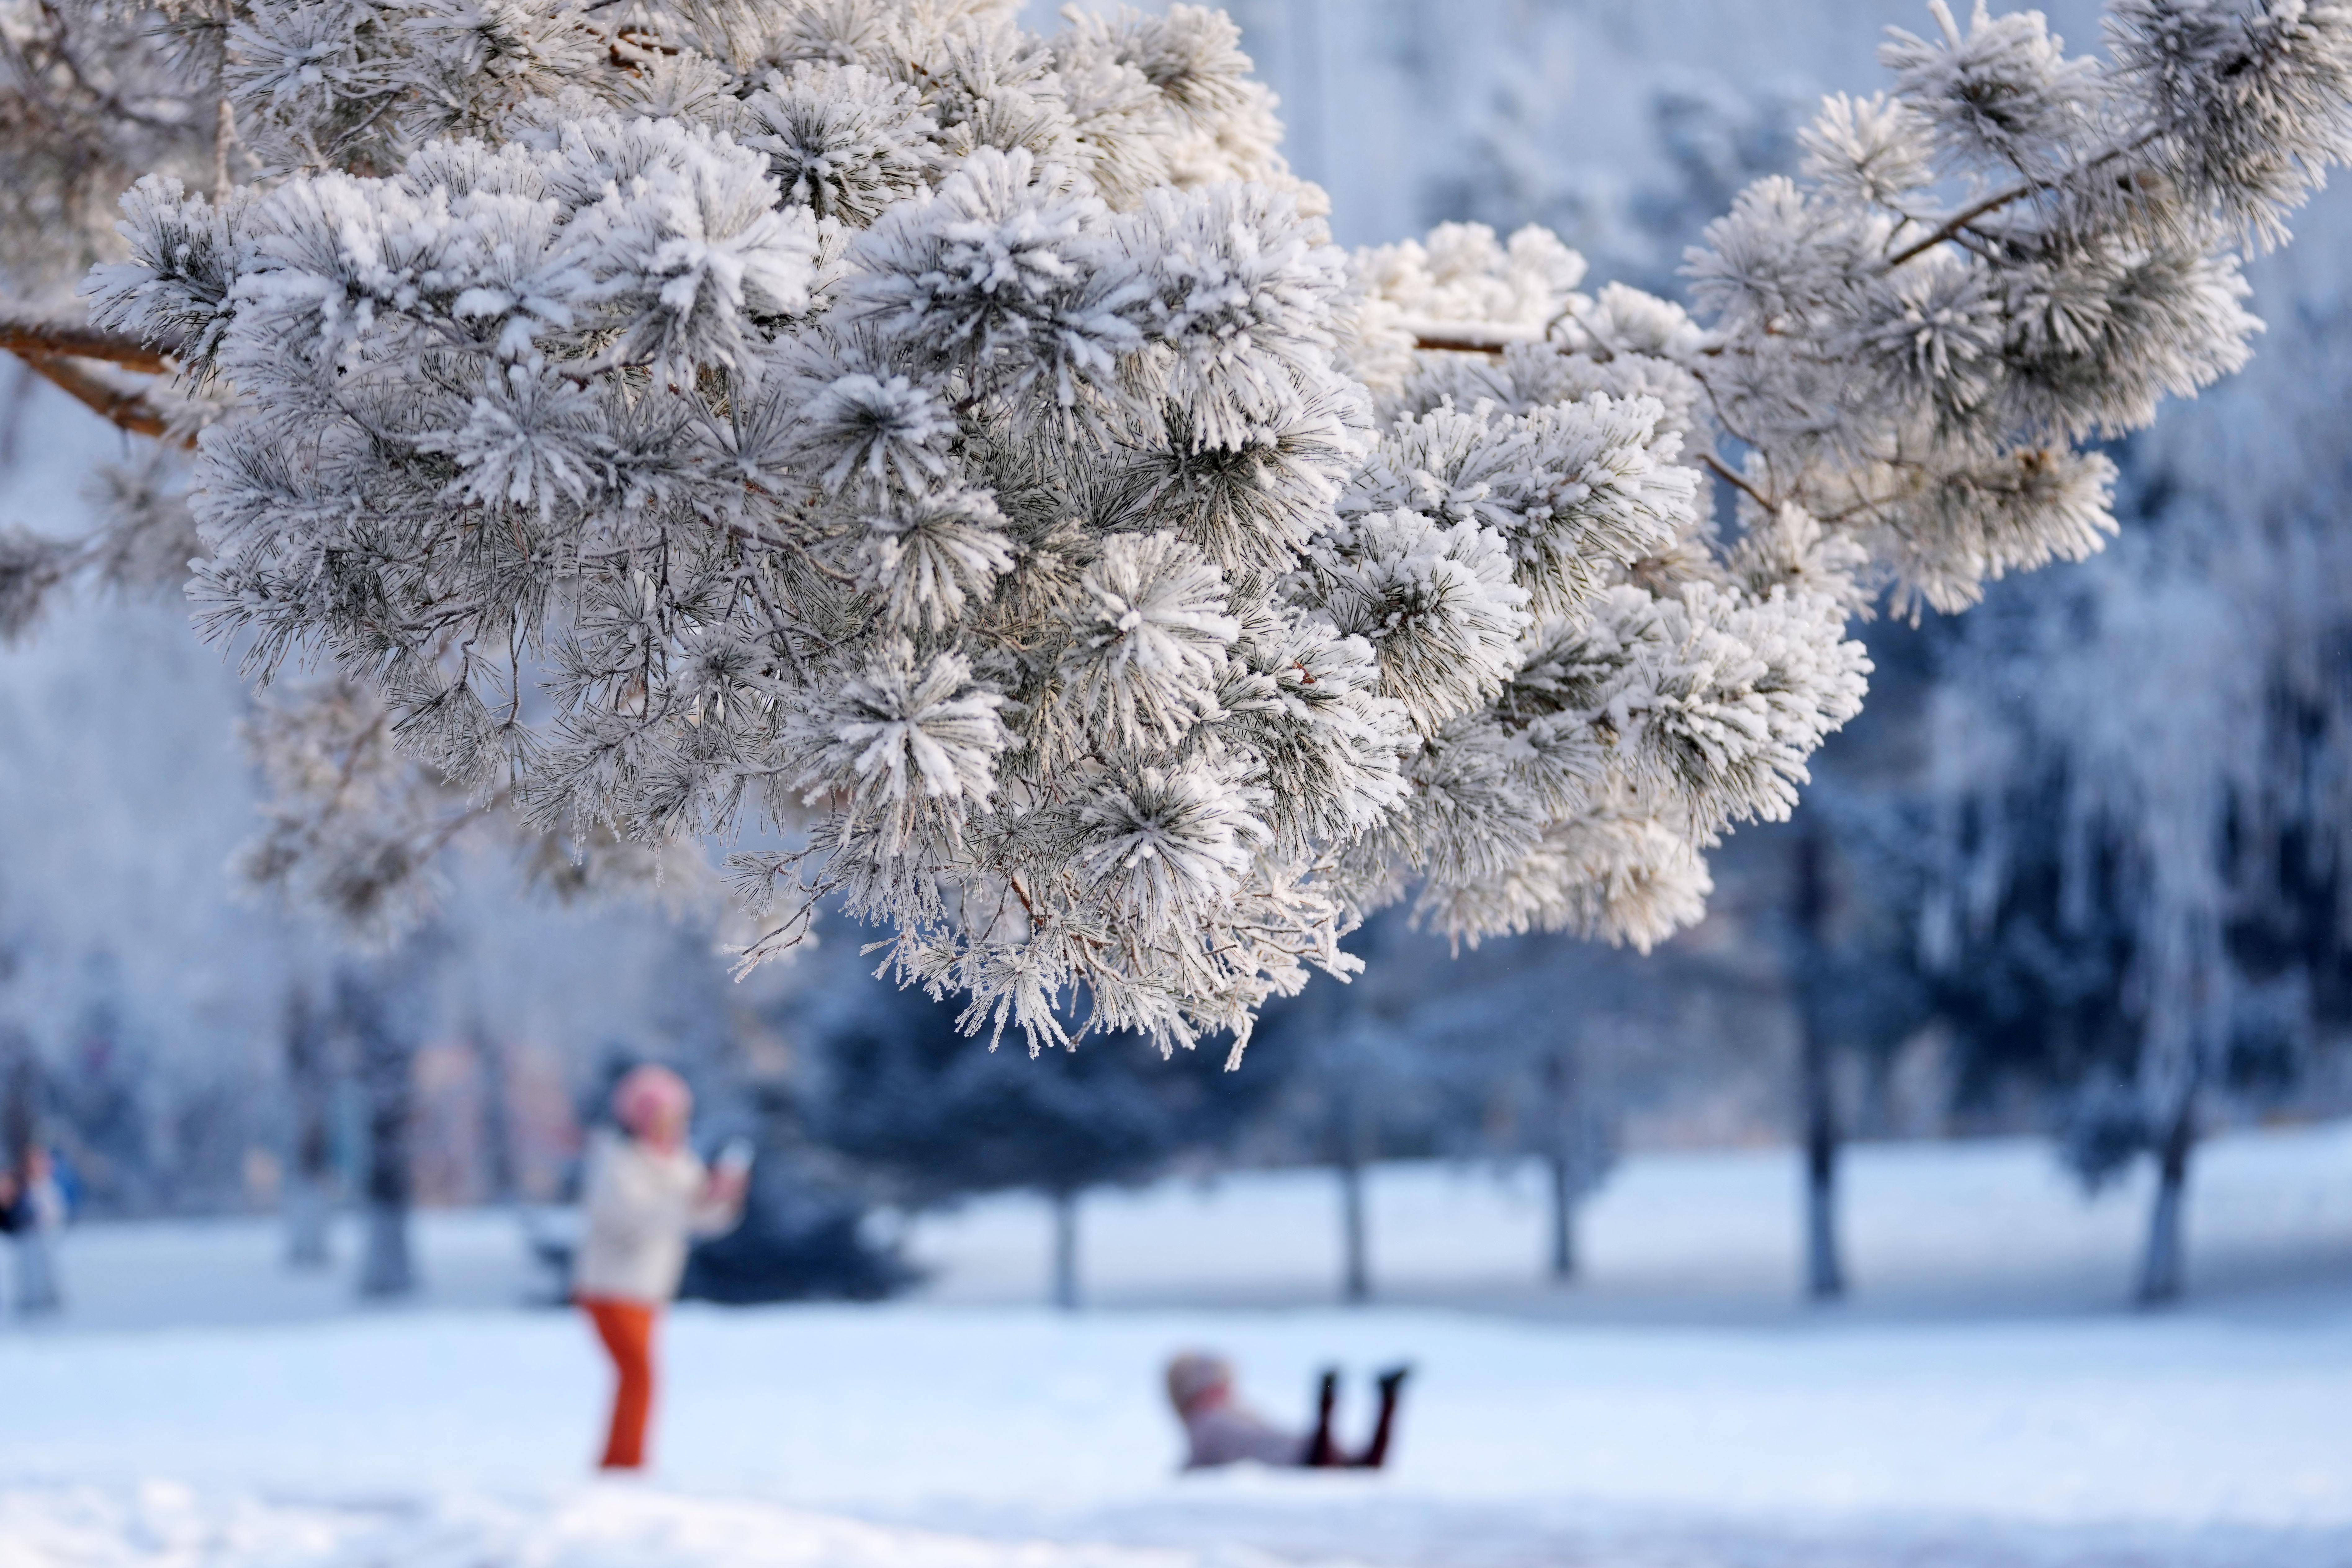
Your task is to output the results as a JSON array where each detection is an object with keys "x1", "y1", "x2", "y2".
[
  {"x1": 575, "y1": 1064, "x2": 746, "y2": 1470},
  {"x1": 1165, "y1": 1352, "x2": 1410, "y2": 1471}
]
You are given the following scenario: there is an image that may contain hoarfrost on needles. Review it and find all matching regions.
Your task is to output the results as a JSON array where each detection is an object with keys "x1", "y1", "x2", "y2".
[{"x1": 16, "y1": 0, "x2": 2352, "y2": 1058}]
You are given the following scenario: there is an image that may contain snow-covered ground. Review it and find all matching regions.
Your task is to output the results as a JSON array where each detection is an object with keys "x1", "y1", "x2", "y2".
[
  {"x1": 28, "y1": 1120, "x2": 2352, "y2": 1328},
  {"x1": 911, "y1": 1120, "x2": 2352, "y2": 1321},
  {"x1": 5, "y1": 1129, "x2": 2351, "y2": 1567}
]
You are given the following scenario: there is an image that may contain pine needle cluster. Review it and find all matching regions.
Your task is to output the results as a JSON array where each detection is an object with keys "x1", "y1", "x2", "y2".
[{"x1": 21, "y1": 0, "x2": 2352, "y2": 1057}]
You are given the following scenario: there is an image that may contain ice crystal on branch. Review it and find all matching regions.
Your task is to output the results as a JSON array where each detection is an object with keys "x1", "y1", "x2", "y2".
[{"x1": 26, "y1": 0, "x2": 2352, "y2": 1057}]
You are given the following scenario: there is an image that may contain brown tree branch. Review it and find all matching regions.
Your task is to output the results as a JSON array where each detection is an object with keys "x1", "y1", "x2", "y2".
[
  {"x1": 1882, "y1": 129, "x2": 2163, "y2": 271},
  {"x1": 1411, "y1": 334, "x2": 1510, "y2": 357},
  {"x1": 1883, "y1": 187, "x2": 2043, "y2": 271},
  {"x1": 0, "y1": 319, "x2": 173, "y2": 373},
  {"x1": 8, "y1": 353, "x2": 187, "y2": 445}
]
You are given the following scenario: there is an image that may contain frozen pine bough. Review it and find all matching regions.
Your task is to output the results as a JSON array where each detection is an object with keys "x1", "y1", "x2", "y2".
[{"x1": 57, "y1": 0, "x2": 2352, "y2": 1058}]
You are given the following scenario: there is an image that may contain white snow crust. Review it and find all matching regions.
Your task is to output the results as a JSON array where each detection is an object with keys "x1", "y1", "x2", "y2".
[{"x1": 4, "y1": 1127, "x2": 2350, "y2": 1568}]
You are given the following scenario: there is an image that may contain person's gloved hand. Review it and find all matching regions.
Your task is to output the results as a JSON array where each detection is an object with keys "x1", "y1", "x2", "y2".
[{"x1": 705, "y1": 1168, "x2": 750, "y2": 1208}]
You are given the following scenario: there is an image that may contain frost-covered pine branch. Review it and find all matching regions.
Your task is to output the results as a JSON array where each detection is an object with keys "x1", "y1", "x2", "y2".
[
  {"x1": 237, "y1": 672, "x2": 733, "y2": 941},
  {"x1": 0, "y1": 438, "x2": 206, "y2": 640},
  {"x1": 0, "y1": 0, "x2": 235, "y2": 605},
  {"x1": 43, "y1": 0, "x2": 2352, "y2": 1058}
]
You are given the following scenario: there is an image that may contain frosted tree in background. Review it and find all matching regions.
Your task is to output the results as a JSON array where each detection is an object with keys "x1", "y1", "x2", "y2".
[
  {"x1": 280, "y1": 982, "x2": 336, "y2": 1267},
  {"x1": 1924, "y1": 551, "x2": 2269, "y2": 1303},
  {"x1": 335, "y1": 957, "x2": 427, "y2": 1297},
  {"x1": 1920, "y1": 265, "x2": 2352, "y2": 1302},
  {"x1": 793, "y1": 945, "x2": 1281, "y2": 1309},
  {"x1": 1255, "y1": 912, "x2": 1650, "y2": 1295},
  {"x1": 7, "y1": 0, "x2": 2352, "y2": 1062}
]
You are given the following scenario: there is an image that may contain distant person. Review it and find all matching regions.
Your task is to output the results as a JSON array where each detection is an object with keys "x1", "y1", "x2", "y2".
[
  {"x1": 0, "y1": 1148, "x2": 67, "y2": 1313},
  {"x1": 574, "y1": 1065, "x2": 749, "y2": 1471},
  {"x1": 1165, "y1": 1351, "x2": 1410, "y2": 1471}
]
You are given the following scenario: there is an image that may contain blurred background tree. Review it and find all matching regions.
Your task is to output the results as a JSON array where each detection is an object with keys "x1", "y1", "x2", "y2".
[{"x1": 786, "y1": 933, "x2": 1290, "y2": 1310}]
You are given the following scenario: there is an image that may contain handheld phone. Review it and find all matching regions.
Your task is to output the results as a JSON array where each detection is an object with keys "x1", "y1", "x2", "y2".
[{"x1": 715, "y1": 1136, "x2": 755, "y2": 1176}]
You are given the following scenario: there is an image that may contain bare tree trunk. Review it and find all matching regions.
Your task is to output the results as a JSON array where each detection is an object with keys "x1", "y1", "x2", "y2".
[
  {"x1": 471, "y1": 1020, "x2": 518, "y2": 1206},
  {"x1": 2136, "y1": 1092, "x2": 2197, "y2": 1307},
  {"x1": 1543, "y1": 1049, "x2": 1580, "y2": 1282},
  {"x1": 1049, "y1": 1188, "x2": 1079, "y2": 1311},
  {"x1": 1546, "y1": 1152, "x2": 1577, "y2": 1280},
  {"x1": 1801, "y1": 1029, "x2": 1844, "y2": 1302},
  {"x1": 1338, "y1": 1156, "x2": 1369, "y2": 1302},
  {"x1": 1859, "y1": 1046, "x2": 1895, "y2": 1140},
  {"x1": 1793, "y1": 830, "x2": 1845, "y2": 1303},
  {"x1": 1335, "y1": 1076, "x2": 1373, "y2": 1304},
  {"x1": 283, "y1": 985, "x2": 335, "y2": 1269},
  {"x1": 340, "y1": 971, "x2": 417, "y2": 1300},
  {"x1": 1, "y1": 1038, "x2": 31, "y2": 1173}
]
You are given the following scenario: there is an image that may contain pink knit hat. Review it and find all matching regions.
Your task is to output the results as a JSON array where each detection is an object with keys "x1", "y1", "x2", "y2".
[
  {"x1": 613, "y1": 1064, "x2": 692, "y2": 1141},
  {"x1": 1164, "y1": 1351, "x2": 1233, "y2": 1413}
]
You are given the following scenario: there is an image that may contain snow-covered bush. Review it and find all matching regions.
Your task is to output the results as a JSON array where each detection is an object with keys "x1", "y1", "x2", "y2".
[{"x1": 15, "y1": 0, "x2": 2352, "y2": 1059}]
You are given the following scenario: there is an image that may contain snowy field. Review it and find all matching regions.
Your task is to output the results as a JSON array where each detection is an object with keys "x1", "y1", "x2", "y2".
[{"x1": 5, "y1": 1128, "x2": 2352, "y2": 1567}]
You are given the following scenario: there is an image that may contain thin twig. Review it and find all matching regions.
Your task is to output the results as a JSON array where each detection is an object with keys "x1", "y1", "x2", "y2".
[
  {"x1": 1411, "y1": 334, "x2": 1510, "y2": 357},
  {"x1": 1884, "y1": 186, "x2": 2047, "y2": 270},
  {"x1": 1700, "y1": 451, "x2": 1774, "y2": 512},
  {"x1": 1882, "y1": 129, "x2": 2161, "y2": 270}
]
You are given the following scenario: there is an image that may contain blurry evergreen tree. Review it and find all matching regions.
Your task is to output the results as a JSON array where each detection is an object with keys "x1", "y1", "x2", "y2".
[
  {"x1": 796, "y1": 951, "x2": 1290, "y2": 1309},
  {"x1": 1905, "y1": 348, "x2": 2352, "y2": 1304},
  {"x1": 1245, "y1": 909, "x2": 1698, "y2": 1298},
  {"x1": 1242, "y1": 913, "x2": 1463, "y2": 1303},
  {"x1": 1770, "y1": 797, "x2": 1936, "y2": 1303}
]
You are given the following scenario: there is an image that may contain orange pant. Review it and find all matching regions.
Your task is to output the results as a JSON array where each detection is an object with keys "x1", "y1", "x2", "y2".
[{"x1": 580, "y1": 1297, "x2": 659, "y2": 1469}]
